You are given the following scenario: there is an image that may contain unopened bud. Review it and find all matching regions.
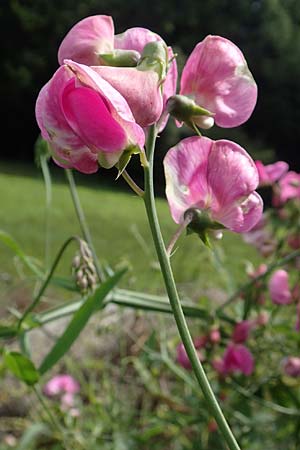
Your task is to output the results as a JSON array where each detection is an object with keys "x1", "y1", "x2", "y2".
[
  {"x1": 137, "y1": 41, "x2": 168, "y2": 80},
  {"x1": 99, "y1": 49, "x2": 140, "y2": 67},
  {"x1": 167, "y1": 95, "x2": 214, "y2": 130}
]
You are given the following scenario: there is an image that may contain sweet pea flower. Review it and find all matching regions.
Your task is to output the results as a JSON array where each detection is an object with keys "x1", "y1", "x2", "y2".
[
  {"x1": 58, "y1": 15, "x2": 177, "y2": 128},
  {"x1": 178, "y1": 35, "x2": 257, "y2": 128},
  {"x1": 213, "y1": 343, "x2": 254, "y2": 376},
  {"x1": 35, "y1": 60, "x2": 145, "y2": 173},
  {"x1": 282, "y1": 357, "x2": 300, "y2": 377},
  {"x1": 269, "y1": 269, "x2": 293, "y2": 305},
  {"x1": 164, "y1": 136, "x2": 263, "y2": 233},
  {"x1": 44, "y1": 374, "x2": 80, "y2": 397},
  {"x1": 176, "y1": 342, "x2": 204, "y2": 370},
  {"x1": 232, "y1": 320, "x2": 254, "y2": 343},
  {"x1": 275, "y1": 171, "x2": 300, "y2": 205},
  {"x1": 255, "y1": 160, "x2": 289, "y2": 187}
]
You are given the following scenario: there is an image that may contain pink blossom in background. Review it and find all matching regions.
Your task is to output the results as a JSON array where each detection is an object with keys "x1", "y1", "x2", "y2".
[
  {"x1": 255, "y1": 160, "x2": 289, "y2": 187},
  {"x1": 213, "y1": 344, "x2": 254, "y2": 376},
  {"x1": 287, "y1": 234, "x2": 300, "y2": 250},
  {"x1": 57, "y1": 16, "x2": 177, "y2": 129},
  {"x1": 232, "y1": 320, "x2": 254, "y2": 343},
  {"x1": 35, "y1": 61, "x2": 144, "y2": 173},
  {"x1": 176, "y1": 342, "x2": 204, "y2": 370},
  {"x1": 282, "y1": 357, "x2": 300, "y2": 377},
  {"x1": 269, "y1": 270, "x2": 293, "y2": 305},
  {"x1": 164, "y1": 136, "x2": 263, "y2": 232},
  {"x1": 209, "y1": 328, "x2": 221, "y2": 344},
  {"x1": 274, "y1": 171, "x2": 300, "y2": 205},
  {"x1": 44, "y1": 374, "x2": 80, "y2": 397},
  {"x1": 179, "y1": 35, "x2": 257, "y2": 128}
]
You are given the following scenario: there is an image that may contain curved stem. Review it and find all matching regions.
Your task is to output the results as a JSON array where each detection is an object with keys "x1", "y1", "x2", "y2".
[
  {"x1": 65, "y1": 169, "x2": 105, "y2": 282},
  {"x1": 217, "y1": 248, "x2": 300, "y2": 313},
  {"x1": 166, "y1": 212, "x2": 193, "y2": 256},
  {"x1": 18, "y1": 236, "x2": 79, "y2": 330},
  {"x1": 40, "y1": 154, "x2": 52, "y2": 269},
  {"x1": 143, "y1": 125, "x2": 241, "y2": 450},
  {"x1": 121, "y1": 169, "x2": 144, "y2": 196}
]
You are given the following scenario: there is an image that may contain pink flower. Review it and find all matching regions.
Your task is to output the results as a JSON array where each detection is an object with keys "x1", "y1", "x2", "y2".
[
  {"x1": 282, "y1": 357, "x2": 300, "y2": 377},
  {"x1": 44, "y1": 374, "x2": 80, "y2": 397},
  {"x1": 269, "y1": 270, "x2": 293, "y2": 305},
  {"x1": 58, "y1": 16, "x2": 177, "y2": 128},
  {"x1": 35, "y1": 60, "x2": 144, "y2": 173},
  {"x1": 163, "y1": 136, "x2": 263, "y2": 233},
  {"x1": 255, "y1": 160, "x2": 289, "y2": 186},
  {"x1": 232, "y1": 320, "x2": 254, "y2": 343},
  {"x1": 276, "y1": 171, "x2": 300, "y2": 205},
  {"x1": 179, "y1": 35, "x2": 257, "y2": 128},
  {"x1": 213, "y1": 343, "x2": 254, "y2": 376},
  {"x1": 176, "y1": 342, "x2": 204, "y2": 370}
]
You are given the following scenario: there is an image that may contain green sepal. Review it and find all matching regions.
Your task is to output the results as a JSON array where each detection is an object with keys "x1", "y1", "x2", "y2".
[
  {"x1": 116, "y1": 145, "x2": 140, "y2": 179},
  {"x1": 99, "y1": 49, "x2": 140, "y2": 67},
  {"x1": 137, "y1": 41, "x2": 168, "y2": 81},
  {"x1": 167, "y1": 95, "x2": 214, "y2": 127},
  {"x1": 185, "y1": 209, "x2": 224, "y2": 248}
]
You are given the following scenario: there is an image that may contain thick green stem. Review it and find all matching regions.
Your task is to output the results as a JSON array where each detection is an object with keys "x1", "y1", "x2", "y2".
[
  {"x1": 143, "y1": 125, "x2": 241, "y2": 450},
  {"x1": 65, "y1": 169, "x2": 105, "y2": 282}
]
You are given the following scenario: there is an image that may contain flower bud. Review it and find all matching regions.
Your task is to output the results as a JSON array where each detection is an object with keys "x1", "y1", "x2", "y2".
[
  {"x1": 99, "y1": 49, "x2": 140, "y2": 67},
  {"x1": 167, "y1": 94, "x2": 214, "y2": 130},
  {"x1": 282, "y1": 357, "x2": 300, "y2": 377},
  {"x1": 137, "y1": 41, "x2": 168, "y2": 80}
]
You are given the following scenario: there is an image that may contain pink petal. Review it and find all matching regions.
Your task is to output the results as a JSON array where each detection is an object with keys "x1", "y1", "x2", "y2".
[
  {"x1": 58, "y1": 15, "x2": 114, "y2": 66},
  {"x1": 278, "y1": 171, "x2": 300, "y2": 204},
  {"x1": 158, "y1": 47, "x2": 178, "y2": 131},
  {"x1": 223, "y1": 343, "x2": 254, "y2": 376},
  {"x1": 91, "y1": 66, "x2": 163, "y2": 127},
  {"x1": 256, "y1": 160, "x2": 289, "y2": 186},
  {"x1": 269, "y1": 270, "x2": 293, "y2": 305},
  {"x1": 180, "y1": 35, "x2": 257, "y2": 127},
  {"x1": 114, "y1": 27, "x2": 161, "y2": 53},
  {"x1": 164, "y1": 136, "x2": 212, "y2": 223},
  {"x1": 64, "y1": 60, "x2": 145, "y2": 150},
  {"x1": 51, "y1": 143, "x2": 99, "y2": 174},
  {"x1": 61, "y1": 79, "x2": 127, "y2": 152},
  {"x1": 232, "y1": 320, "x2": 253, "y2": 343},
  {"x1": 35, "y1": 66, "x2": 84, "y2": 150}
]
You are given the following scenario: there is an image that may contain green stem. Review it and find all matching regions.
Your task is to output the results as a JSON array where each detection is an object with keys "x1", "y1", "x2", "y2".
[
  {"x1": 121, "y1": 169, "x2": 144, "y2": 196},
  {"x1": 32, "y1": 385, "x2": 63, "y2": 434},
  {"x1": 217, "y1": 248, "x2": 300, "y2": 313},
  {"x1": 65, "y1": 169, "x2": 105, "y2": 282},
  {"x1": 40, "y1": 154, "x2": 52, "y2": 269},
  {"x1": 18, "y1": 236, "x2": 78, "y2": 330},
  {"x1": 143, "y1": 125, "x2": 241, "y2": 450}
]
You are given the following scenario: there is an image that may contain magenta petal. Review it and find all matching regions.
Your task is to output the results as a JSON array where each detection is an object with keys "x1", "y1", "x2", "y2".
[
  {"x1": 180, "y1": 35, "x2": 257, "y2": 128},
  {"x1": 61, "y1": 79, "x2": 127, "y2": 152},
  {"x1": 269, "y1": 270, "x2": 293, "y2": 305},
  {"x1": 223, "y1": 344, "x2": 254, "y2": 376},
  {"x1": 58, "y1": 15, "x2": 114, "y2": 65}
]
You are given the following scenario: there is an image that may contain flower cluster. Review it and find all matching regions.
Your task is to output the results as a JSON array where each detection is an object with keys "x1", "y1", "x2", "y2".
[{"x1": 36, "y1": 14, "x2": 263, "y2": 237}]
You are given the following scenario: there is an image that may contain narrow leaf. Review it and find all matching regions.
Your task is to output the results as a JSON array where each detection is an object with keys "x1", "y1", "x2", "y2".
[
  {"x1": 39, "y1": 269, "x2": 126, "y2": 375},
  {"x1": 4, "y1": 351, "x2": 39, "y2": 386},
  {"x1": 0, "y1": 325, "x2": 18, "y2": 339},
  {"x1": 0, "y1": 230, "x2": 43, "y2": 277}
]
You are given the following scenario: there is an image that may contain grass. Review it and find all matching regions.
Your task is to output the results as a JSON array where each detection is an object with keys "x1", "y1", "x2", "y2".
[{"x1": 0, "y1": 161, "x2": 261, "y2": 308}]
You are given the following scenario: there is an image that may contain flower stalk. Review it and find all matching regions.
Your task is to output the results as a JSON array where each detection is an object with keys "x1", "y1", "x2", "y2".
[{"x1": 143, "y1": 125, "x2": 241, "y2": 450}]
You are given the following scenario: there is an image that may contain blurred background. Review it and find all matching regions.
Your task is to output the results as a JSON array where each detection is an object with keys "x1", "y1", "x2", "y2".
[{"x1": 1, "y1": 0, "x2": 300, "y2": 183}]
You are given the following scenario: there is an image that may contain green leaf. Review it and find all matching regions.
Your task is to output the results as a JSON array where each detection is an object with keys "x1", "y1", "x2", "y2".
[
  {"x1": 0, "y1": 230, "x2": 43, "y2": 278},
  {"x1": 16, "y1": 423, "x2": 49, "y2": 450},
  {"x1": 4, "y1": 351, "x2": 39, "y2": 386},
  {"x1": 0, "y1": 325, "x2": 18, "y2": 339},
  {"x1": 39, "y1": 269, "x2": 126, "y2": 375}
]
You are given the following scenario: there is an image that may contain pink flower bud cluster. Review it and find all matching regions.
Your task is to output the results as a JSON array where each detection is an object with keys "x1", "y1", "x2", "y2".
[{"x1": 44, "y1": 374, "x2": 80, "y2": 414}]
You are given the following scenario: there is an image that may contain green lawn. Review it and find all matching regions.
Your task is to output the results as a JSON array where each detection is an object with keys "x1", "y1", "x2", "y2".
[{"x1": 0, "y1": 162, "x2": 261, "y2": 307}]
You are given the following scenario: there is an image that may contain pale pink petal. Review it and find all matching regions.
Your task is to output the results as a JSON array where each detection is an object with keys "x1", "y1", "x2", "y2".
[
  {"x1": 269, "y1": 270, "x2": 293, "y2": 305},
  {"x1": 64, "y1": 60, "x2": 145, "y2": 149},
  {"x1": 256, "y1": 160, "x2": 289, "y2": 186},
  {"x1": 60, "y1": 79, "x2": 127, "y2": 152},
  {"x1": 180, "y1": 35, "x2": 257, "y2": 127},
  {"x1": 158, "y1": 47, "x2": 178, "y2": 131},
  {"x1": 278, "y1": 171, "x2": 300, "y2": 204},
  {"x1": 164, "y1": 136, "x2": 212, "y2": 223},
  {"x1": 51, "y1": 143, "x2": 99, "y2": 174},
  {"x1": 91, "y1": 66, "x2": 163, "y2": 127},
  {"x1": 114, "y1": 27, "x2": 161, "y2": 53},
  {"x1": 207, "y1": 140, "x2": 259, "y2": 208},
  {"x1": 216, "y1": 192, "x2": 263, "y2": 233},
  {"x1": 58, "y1": 15, "x2": 114, "y2": 66}
]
